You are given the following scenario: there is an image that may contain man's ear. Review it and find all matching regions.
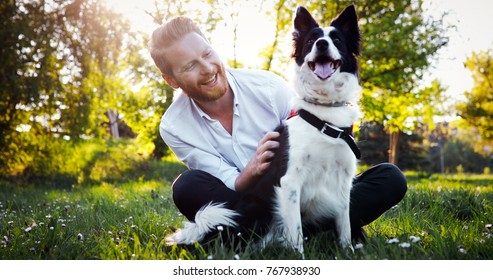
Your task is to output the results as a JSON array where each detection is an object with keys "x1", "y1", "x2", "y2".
[{"x1": 162, "y1": 73, "x2": 179, "y2": 89}]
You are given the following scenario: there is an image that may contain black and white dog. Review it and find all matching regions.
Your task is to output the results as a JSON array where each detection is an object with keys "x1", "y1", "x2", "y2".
[{"x1": 165, "y1": 5, "x2": 362, "y2": 255}]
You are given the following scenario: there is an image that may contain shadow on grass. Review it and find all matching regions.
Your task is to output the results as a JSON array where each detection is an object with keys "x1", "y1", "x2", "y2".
[{"x1": 0, "y1": 158, "x2": 187, "y2": 190}]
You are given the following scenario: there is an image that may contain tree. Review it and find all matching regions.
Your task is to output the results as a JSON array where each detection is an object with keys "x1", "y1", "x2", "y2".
[
  {"x1": 356, "y1": 0, "x2": 448, "y2": 165},
  {"x1": 259, "y1": 0, "x2": 294, "y2": 72},
  {"x1": 0, "y1": 0, "x2": 145, "y2": 174},
  {"x1": 456, "y1": 50, "x2": 493, "y2": 150}
]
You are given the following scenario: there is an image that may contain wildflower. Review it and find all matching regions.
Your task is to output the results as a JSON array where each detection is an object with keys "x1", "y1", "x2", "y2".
[
  {"x1": 207, "y1": 255, "x2": 214, "y2": 260},
  {"x1": 61, "y1": 224, "x2": 66, "y2": 227},
  {"x1": 217, "y1": 225, "x2": 224, "y2": 231},
  {"x1": 46, "y1": 214, "x2": 51, "y2": 219},
  {"x1": 77, "y1": 233, "x2": 84, "y2": 240},
  {"x1": 458, "y1": 245, "x2": 467, "y2": 254},
  {"x1": 385, "y1": 238, "x2": 399, "y2": 244},
  {"x1": 25, "y1": 227, "x2": 32, "y2": 233},
  {"x1": 8, "y1": 221, "x2": 13, "y2": 226},
  {"x1": 234, "y1": 254, "x2": 240, "y2": 260},
  {"x1": 399, "y1": 242, "x2": 411, "y2": 248},
  {"x1": 3, "y1": 236, "x2": 8, "y2": 242},
  {"x1": 409, "y1": 236, "x2": 421, "y2": 243},
  {"x1": 486, "y1": 224, "x2": 492, "y2": 229},
  {"x1": 49, "y1": 227, "x2": 54, "y2": 230},
  {"x1": 354, "y1": 243, "x2": 364, "y2": 250}
]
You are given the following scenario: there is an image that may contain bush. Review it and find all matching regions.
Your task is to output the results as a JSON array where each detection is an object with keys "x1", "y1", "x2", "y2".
[{"x1": 1, "y1": 138, "x2": 186, "y2": 188}]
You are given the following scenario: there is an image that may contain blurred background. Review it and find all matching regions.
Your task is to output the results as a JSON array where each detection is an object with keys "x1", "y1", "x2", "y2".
[{"x1": 1, "y1": 0, "x2": 492, "y2": 185}]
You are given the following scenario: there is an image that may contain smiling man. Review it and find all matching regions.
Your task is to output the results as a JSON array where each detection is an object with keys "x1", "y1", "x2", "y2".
[{"x1": 149, "y1": 17, "x2": 293, "y2": 213}]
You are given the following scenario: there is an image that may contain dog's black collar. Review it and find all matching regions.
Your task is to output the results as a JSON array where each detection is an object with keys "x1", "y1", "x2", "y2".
[
  {"x1": 302, "y1": 97, "x2": 351, "y2": 107},
  {"x1": 297, "y1": 109, "x2": 361, "y2": 159}
]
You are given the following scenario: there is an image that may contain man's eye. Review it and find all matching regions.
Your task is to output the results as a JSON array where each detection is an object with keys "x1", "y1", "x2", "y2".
[{"x1": 184, "y1": 64, "x2": 195, "y2": 72}]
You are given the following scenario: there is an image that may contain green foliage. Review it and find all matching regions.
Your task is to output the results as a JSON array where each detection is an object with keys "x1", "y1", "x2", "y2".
[
  {"x1": 357, "y1": 0, "x2": 448, "y2": 138},
  {"x1": 456, "y1": 50, "x2": 493, "y2": 143},
  {"x1": 0, "y1": 0, "x2": 169, "y2": 173},
  {"x1": 0, "y1": 138, "x2": 186, "y2": 189},
  {"x1": 443, "y1": 138, "x2": 492, "y2": 173}
]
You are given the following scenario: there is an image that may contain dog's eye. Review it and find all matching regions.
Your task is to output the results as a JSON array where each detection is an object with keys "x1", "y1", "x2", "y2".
[
  {"x1": 333, "y1": 38, "x2": 341, "y2": 44},
  {"x1": 307, "y1": 39, "x2": 315, "y2": 45}
]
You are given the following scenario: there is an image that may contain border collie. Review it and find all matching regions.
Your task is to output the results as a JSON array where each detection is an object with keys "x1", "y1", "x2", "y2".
[{"x1": 165, "y1": 5, "x2": 362, "y2": 255}]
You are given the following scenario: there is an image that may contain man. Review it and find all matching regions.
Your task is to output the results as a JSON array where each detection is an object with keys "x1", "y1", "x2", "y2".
[{"x1": 149, "y1": 16, "x2": 407, "y2": 241}]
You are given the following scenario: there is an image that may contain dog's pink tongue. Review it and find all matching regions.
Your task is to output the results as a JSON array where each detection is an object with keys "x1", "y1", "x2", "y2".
[{"x1": 314, "y1": 63, "x2": 335, "y2": 79}]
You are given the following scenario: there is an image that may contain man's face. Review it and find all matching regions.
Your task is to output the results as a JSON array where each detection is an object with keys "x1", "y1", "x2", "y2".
[{"x1": 162, "y1": 32, "x2": 228, "y2": 103}]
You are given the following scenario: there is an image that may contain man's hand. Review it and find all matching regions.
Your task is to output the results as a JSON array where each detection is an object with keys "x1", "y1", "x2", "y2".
[
  {"x1": 252, "y1": 131, "x2": 281, "y2": 175},
  {"x1": 234, "y1": 131, "x2": 280, "y2": 192}
]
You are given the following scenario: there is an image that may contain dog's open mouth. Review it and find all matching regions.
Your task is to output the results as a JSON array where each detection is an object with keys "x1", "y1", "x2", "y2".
[{"x1": 308, "y1": 57, "x2": 341, "y2": 80}]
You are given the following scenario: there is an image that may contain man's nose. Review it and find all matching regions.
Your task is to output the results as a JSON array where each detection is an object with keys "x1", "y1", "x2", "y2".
[{"x1": 200, "y1": 60, "x2": 214, "y2": 75}]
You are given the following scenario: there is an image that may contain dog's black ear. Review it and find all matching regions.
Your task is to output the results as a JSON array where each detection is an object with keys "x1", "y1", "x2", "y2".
[
  {"x1": 331, "y1": 4, "x2": 361, "y2": 56},
  {"x1": 293, "y1": 6, "x2": 319, "y2": 35}
]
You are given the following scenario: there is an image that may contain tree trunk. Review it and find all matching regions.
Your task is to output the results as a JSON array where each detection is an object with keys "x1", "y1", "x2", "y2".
[
  {"x1": 107, "y1": 109, "x2": 119, "y2": 140},
  {"x1": 389, "y1": 131, "x2": 399, "y2": 164},
  {"x1": 263, "y1": 0, "x2": 286, "y2": 71}
]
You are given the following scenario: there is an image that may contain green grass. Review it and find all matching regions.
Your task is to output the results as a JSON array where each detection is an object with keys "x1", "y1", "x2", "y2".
[{"x1": 1, "y1": 167, "x2": 492, "y2": 260}]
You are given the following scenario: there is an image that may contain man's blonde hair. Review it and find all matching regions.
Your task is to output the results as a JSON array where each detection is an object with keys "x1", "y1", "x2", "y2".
[{"x1": 149, "y1": 17, "x2": 207, "y2": 75}]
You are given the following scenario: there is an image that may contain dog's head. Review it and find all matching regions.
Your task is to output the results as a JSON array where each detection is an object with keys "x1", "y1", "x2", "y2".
[{"x1": 291, "y1": 5, "x2": 361, "y2": 103}]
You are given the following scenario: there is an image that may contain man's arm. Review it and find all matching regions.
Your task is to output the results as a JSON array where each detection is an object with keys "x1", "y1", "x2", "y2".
[{"x1": 234, "y1": 131, "x2": 280, "y2": 192}]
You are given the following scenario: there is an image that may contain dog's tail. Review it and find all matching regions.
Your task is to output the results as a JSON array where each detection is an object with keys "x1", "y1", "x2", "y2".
[{"x1": 165, "y1": 202, "x2": 239, "y2": 245}]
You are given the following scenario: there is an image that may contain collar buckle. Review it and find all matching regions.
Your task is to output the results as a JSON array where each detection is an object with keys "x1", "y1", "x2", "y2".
[{"x1": 321, "y1": 122, "x2": 343, "y2": 138}]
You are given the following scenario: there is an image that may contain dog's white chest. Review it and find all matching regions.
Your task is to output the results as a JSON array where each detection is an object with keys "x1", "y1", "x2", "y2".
[{"x1": 282, "y1": 117, "x2": 357, "y2": 223}]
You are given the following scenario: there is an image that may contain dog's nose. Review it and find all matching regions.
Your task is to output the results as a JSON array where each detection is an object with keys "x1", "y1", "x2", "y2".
[{"x1": 316, "y1": 40, "x2": 329, "y2": 51}]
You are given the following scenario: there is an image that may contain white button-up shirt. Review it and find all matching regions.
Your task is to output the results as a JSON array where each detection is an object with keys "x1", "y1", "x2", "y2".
[{"x1": 160, "y1": 68, "x2": 294, "y2": 190}]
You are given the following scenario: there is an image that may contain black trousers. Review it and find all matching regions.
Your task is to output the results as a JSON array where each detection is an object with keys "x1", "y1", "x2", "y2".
[{"x1": 171, "y1": 163, "x2": 407, "y2": 239}]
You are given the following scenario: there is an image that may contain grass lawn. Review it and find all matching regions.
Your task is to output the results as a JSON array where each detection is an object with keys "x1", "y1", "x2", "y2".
[{"x1": 1, "y1": 164, "x2": 492, "y2": 260}]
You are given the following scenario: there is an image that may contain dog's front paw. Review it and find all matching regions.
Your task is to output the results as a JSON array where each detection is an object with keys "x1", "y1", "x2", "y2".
[
  {"x1": 347, "y1": 244, "x2": 354, "y2": 254},
  {"x1": 293, "y1": 244, "x2": 305, "y2": 259}
]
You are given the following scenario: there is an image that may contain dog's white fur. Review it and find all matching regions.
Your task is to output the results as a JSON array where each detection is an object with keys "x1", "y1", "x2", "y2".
[{"x1": 277, "y1": 71, "x2": 361, "y2": 254}]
